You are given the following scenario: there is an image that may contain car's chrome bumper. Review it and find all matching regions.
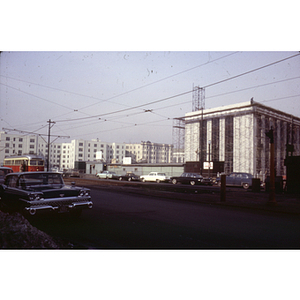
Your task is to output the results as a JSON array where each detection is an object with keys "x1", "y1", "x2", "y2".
[{"x1": 24, "y1": 197, "x2": 93, "y2": 215}]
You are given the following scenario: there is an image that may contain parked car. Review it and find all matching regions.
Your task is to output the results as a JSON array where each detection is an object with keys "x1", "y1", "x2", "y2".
[
  {"x1": 170, "y1": 173, "x2": 213, "y2": 186},
  {"x1": 0, "y1": 167, "x2": 13, "y2": 184},
  {"x1": 96, "y1": 170, "x2": 120, "y2": 180},
  {"x1": 0, "y1": 172, "x2": 92, "y2": 217},
  {"x1": 62, "y1": 169, "x2": 79, "y2": 178},
  {"x1": 118, "y1": 172, "x2": 140, "y2": 181},
  {"x1": 216, "y1": 172, "x2": 253, "y2": 189},
  {"x1": 140, "y1": 172, "x2": 170, "y2": 183}
]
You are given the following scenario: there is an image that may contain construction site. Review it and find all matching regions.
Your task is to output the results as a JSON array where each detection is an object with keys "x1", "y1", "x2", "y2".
[{"x1": 172, "y1": 86, "x2": 300, "y2": 190}]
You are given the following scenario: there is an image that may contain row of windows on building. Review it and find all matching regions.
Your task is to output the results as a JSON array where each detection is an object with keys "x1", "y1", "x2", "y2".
[{"x1": 1, "y1": 132, "x2": 175, "y2": 170}]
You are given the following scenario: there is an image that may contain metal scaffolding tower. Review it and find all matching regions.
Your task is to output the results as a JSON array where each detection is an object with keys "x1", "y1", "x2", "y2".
[
  {"x1": 172, "y1": 118, "x2": 185, "y2": 152},
  {"x1": 192, "y1": 85, "x2": 205, "y2": 112}
]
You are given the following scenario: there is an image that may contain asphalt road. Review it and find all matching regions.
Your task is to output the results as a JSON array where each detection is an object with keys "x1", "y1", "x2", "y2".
[{"x1": 30, "y1": 186, "x2": 300, "y2": 249}]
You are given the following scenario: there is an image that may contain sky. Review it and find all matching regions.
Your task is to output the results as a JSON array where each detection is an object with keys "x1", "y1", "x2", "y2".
[{"x1": 1, "y1": 51, "x2": 300, "y2": 145}]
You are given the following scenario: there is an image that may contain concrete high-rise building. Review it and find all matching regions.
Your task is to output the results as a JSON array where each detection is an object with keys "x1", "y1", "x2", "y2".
[{"x1": 184, "y1": 100, "x2": 300, "y2": 180}]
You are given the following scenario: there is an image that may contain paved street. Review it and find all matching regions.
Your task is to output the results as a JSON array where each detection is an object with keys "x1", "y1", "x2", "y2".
[{"x1": 29, "y1": 186, "x2": 300, "y2": 249}]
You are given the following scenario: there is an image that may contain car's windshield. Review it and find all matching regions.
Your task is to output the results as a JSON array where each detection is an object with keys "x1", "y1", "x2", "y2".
[{"x1": 19, "y1": 173, "x2": 64, "y2": 187}]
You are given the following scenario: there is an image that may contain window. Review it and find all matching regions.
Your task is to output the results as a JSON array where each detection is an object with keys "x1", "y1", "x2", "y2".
[
  {"x1": 7, "y1": 176, "x2": 18, "y2": 187},
  {"x1": 79, "y1": 143, "x2": 83, "y2": 146}
]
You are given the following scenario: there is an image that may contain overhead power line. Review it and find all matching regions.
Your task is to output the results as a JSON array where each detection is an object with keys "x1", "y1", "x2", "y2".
[
  {"x1": 54, "y1": 52, "x2": 300, "y2": 124},
  {"x1": 0, "y1": 52, "x2": 239, "y2": 111},
  {"x1": 78, "y1": 52, "x2": 240, "y2": 110},
  {"x1": 204, "y1": 52, "x2": 300, "y2": 89},
  {"x1": 55, "y1": 89, "x2": 193, "y2": 123}
]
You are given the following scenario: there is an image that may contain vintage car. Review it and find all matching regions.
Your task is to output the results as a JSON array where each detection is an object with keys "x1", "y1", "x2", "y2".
[
  {"x1": 170, "y1": 173, "x2": 213, "y2": 186},
  {"x1": 118, "y1": 172, "x2": 140, "y2": 181},
  {"x1": 216, "y1": 172, "x2": 253, "y2": 189},
  {"x1": 96, "y1": 170, "x2": 120, "y2": 180},
  {"x1": 140, "y1": 172, "x2": 170, "y2": 183},
  {"x1": 0, "y1": 167, "x2": 13, "y2": 184},
  {"x1": 0, "y1": 172, "x2": 93, "y2": 217}
]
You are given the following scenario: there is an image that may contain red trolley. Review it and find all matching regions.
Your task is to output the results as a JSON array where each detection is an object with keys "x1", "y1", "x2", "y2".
[{"x1": 3, "y1": 155, "x2": 45, "y2": 172}]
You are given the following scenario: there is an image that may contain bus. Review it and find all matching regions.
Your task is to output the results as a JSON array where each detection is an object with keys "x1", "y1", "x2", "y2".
[{"x1": 3, "y1": 155, "x2": 45, "y2": 172}]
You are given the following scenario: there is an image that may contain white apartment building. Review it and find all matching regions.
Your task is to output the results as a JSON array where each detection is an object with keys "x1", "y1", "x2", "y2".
[
  {"x1": 0, "y1": 131, "x2": 174, "y2": 170},
  {"x1": 141, "y1": 141, "x2": 173, "y2": 163},
  {"x1": 0, "y1": 131, "x2": 62, "y2": 169},
  {"x1": 125, "y1": 143, "x2": 143, "y2": 163},
  {"x1": 60, "y1": 140, "x2": 127, "y2": 169}
]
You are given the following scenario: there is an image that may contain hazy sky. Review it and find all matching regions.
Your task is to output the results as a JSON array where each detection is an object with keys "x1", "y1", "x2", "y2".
[{"x1": 1, "y1": 51, "x2": 299, "y2": 144}]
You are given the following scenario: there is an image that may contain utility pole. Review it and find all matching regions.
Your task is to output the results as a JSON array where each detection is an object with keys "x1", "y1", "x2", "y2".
[
  {"x1": 3, "y1": 123, "x2": 69, "y2": 171},
  {"x1": 47, "y1": 119, "x2": 56, "y2": 171},
  {"x1": 192, "y1": 85, "x2": 205, "y2": 174},
  {"x1": 266, "y1": 126, "x2": 276, "y2": 204}
]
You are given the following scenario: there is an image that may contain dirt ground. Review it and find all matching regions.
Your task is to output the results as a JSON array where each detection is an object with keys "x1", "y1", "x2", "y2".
[{"x1": 0, "y1": 210, "x2": 70, "y2": 249}]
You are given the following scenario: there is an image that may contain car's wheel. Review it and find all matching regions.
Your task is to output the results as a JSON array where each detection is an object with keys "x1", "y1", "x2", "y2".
[
  {"x1": 142, "y1": 178, "x2": 146, "y2": 182},
  {"x1": 243, "y1": 183, "x2": 250, "y2": 189},
  {"x1": 128, "y1": 177, "x2": 132, "y2": 181},
  {"x1": 172, "y1": 179, "x2": 177, "y2": 185},
  {"x1": 190, "y1": 180, "x2": 196, "y2": 186},
  {"x1": 156, "y1": 179, "x2": 160, "y2": 183},
  {"x1": 119, "y1": 177, "x2": 123, "y2": 181}
]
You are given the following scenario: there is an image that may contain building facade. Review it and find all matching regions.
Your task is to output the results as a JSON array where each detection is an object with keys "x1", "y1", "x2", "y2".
[
  {"x1": 0, "y1": 131, "x2": 62, "y2": 169},
  {"x1": 0, "y1": 131, "x2": 173, "y2": 170},
  {"x1": 184, "y1": 100, "x2": 300, "y2": 180},
  {"x1": 141, "y1": 141, "x2": 173, "y2": 164}
]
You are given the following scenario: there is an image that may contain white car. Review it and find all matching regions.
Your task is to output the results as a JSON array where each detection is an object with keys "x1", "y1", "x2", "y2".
[
  {"x1": 140, "y1": 172, "x2": 170, "y2": 183},
  {"x1": 96, "y1": 171, "x2": 120, "y2": 179}
]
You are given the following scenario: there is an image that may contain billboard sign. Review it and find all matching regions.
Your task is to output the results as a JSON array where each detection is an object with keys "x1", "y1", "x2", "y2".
[{"x1": 203, "y1": 162, "x2": 213, "y2": 169}]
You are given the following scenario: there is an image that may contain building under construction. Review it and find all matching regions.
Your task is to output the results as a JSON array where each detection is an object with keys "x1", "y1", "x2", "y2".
[{"x1": 183, "y1": 100, "x2": 300, "y2": 181}]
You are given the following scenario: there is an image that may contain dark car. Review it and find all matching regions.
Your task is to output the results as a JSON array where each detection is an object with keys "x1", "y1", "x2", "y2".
[
  {"x1": 170, "y1": 173, "x2": 213, "y2": 186},
  {"x1": 118, "y1": 172, "x2": 140, "y2": 181},
  {"x1": 216, "y1": 172, "x2": 253, "y2": 189},
  {"x1": 0, "y1": 167, "x2": 13, "y2": 184},
  {"x1": 0, "y1": 172, "x2": 93, "y2": 217}
]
